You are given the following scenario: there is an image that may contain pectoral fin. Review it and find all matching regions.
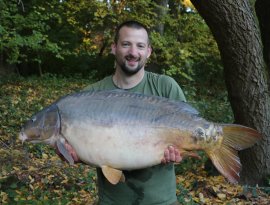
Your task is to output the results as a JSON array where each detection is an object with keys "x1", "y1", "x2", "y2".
[
  {"x1": 56, "y1": 139, "x2": 74, "y2": 165},
  {"x1": 101, "y1": 166, "x2": 125, "y2": 185}
]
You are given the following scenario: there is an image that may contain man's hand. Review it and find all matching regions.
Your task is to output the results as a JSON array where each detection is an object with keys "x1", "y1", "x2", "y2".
[
  {"x1": 55, "y1": 140, "x2": 81, "y2": 163},
  {"x1": 161, "y1": 146, "x2": 182, "y2": 164}
]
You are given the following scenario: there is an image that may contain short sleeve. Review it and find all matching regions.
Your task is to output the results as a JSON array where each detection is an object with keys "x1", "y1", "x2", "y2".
[{"x1": 159, "y1": 75, "x2": 186, "y2": 102}]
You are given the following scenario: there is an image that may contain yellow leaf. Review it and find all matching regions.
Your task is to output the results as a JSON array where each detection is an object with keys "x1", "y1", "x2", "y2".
[
  {"x1": 29, "y1": 184, "x2": 34, "y2": 190},
  {"x1": 53, "y1": 190, "x2": 61, "y2": 194},
  {"x1": 217, "y1": 193, "x2": 226, "y2": 200},
  {"x1": 61, "y1": 179, "x2": 68, "y2": 184},
  {"x1": 1, "y1": 192, "x2": 8, "y2": 203},
  {"x1": 15, "y1": 190, "x2": 22, "y2": 194},
  {"x1": 28, "y1": 166, "x2": 37, "y2": 171},
  {"x1": 199, "y1": 192, "x2": 205, "y2": 203},
  {"x1": 27, "y1": 196, "x2": 32, "y2": 200},
  {"x1": 13, "y1": 166, "x2": 20, "y2": 171},
  {"x1": 28, "y1": 175, "x2": 35, "y2": 183},
  {"x1": 212, "y1": 186, "x2": 219, "y2": 193},
  {"x1": 181, "y1": 0, "x2": 194, "y2": 8},
  {"x1": 42, "y1": 153, "x2": 48, "y2": 159}
]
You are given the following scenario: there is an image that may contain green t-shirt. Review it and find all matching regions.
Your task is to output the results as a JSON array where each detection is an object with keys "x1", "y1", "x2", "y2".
[{"x1": 84, "y1": 71, "x2": 186, "y2": 205}]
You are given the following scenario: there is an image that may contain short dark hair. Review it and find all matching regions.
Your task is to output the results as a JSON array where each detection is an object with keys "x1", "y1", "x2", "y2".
[{"x1": 114, "y1": 20, "x2": 151, "y2": 45}]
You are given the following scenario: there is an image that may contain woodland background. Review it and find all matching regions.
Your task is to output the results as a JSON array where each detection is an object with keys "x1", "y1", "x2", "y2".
[{"x1": 1, "y1": 0, "x2": 270, "y2": 204}]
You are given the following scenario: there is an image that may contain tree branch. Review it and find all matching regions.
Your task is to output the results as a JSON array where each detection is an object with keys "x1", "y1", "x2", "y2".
[{"x1": 17, "y1": 0, "x2": 25, "y2": 12}]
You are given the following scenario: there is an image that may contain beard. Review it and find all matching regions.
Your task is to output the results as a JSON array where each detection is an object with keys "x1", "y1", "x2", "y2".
[{"x1": 116, "y1": 54, "x2": 147, "y2": 76}]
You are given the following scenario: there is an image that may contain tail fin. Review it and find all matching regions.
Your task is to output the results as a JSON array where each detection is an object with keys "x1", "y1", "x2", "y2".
[{"x1": 206, "y1": 124, "x2": 261, "y2": 183}]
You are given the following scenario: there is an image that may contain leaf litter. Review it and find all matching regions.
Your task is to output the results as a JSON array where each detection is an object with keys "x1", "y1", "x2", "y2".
[{"x1": 0, "y1": 76, "x2": 269, "y2": 204}]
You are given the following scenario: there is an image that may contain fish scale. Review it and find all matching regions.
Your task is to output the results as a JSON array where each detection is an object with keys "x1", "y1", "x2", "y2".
[{"x1": 57, "y1": 90, "x2": 201, "y2": 128}]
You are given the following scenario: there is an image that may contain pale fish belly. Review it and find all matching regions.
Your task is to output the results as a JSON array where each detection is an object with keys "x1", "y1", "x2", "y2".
[{"x1": 62, "y1": 120, "x2": 180, "y2": 170}]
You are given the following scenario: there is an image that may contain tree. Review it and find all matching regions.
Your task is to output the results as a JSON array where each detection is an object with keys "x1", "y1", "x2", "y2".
[
  {"x1": 190, "y1": 0, "x2": 270, "y2": 185},
  {"x1": 0, "y1": 0, "x2": 64, "y2": 76},
  {"x1": 1, "y1": 0, "x2": 219, "y2": 81},
  {"x1": 153, "y1": 0, "x2": 169, "y2": 35},
  {"x1": 255, "y1": 0, "x2": 270, "y2": 72}
]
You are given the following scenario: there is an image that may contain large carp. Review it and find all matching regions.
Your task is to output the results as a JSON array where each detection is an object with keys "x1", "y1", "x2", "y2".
[{"x1": 19, "y1": 90, "x2": 261, "y2": 184}]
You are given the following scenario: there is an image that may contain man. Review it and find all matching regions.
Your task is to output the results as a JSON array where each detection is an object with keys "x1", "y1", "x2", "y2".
[{"x1": 61, "y1": 20, "x2": 186, "y2": 205}]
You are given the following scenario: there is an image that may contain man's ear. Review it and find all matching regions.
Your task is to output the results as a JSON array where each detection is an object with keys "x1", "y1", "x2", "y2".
[
  {"x1": 111, "y1": 43, "x2": 116, "y2": 55},
  {"x1": 147, "y1": 46, "x2": 152, "y2": 58}
]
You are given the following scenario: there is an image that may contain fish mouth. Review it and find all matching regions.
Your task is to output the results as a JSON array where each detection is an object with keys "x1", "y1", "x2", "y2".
[
  {"x1": 19, "y1": 132, "x2": 41, "y2": 143},
  {"x1": 19, "y1": 131, "x2": 48, "y2": 144}
]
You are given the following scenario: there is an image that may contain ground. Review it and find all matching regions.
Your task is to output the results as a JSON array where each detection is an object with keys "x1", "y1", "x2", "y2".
[{"x1": 0, "y1": 75, "x2": 269, "y2": 204}]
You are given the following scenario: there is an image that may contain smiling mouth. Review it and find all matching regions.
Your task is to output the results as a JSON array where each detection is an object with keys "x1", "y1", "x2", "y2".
[
  {"x1": 125, "y1": 58, "x2": 140, "y2": 66},
  {"x1": 125, "y1": 55, "x2": 140, "y2": 62},
  {"x1": 127, "y1": 59, "x2": 138, "y2": 62}
]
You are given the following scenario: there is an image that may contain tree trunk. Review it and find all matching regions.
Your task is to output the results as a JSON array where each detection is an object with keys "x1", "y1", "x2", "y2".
[
  {"x1": 0, "y1": 52, "x2": 4, "y2": 76},
  {"x1": 153, "y1": 0, "x2": 169, "y2": 35},
  {"x1": 0, "y1": 52, "x2": 17, "y2": 76},
  {"x1": 255, "y1": 0, "x2": 270, "y2": 80},
  {"x1": 168, "y1": 0, "x2": 181, "y2": 18},
  {"x1": 191, "y1": 0, "x2": 270, "y2": 185},
  {"x1": 38, "y1": 62, "x2": 42, "y2": 77}
]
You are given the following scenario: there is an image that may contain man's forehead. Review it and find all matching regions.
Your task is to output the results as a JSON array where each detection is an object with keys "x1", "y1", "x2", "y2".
[{"x1": 118, "y1": 27, "x2": 149, "y2": 43}]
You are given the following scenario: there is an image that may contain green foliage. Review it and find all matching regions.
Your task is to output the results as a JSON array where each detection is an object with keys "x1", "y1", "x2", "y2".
[
  {"x1": 183, "y1": 85, "x2": 234, "y2": 123},
  {"x1": 0, "y1": 0, "x2": 63, "y2": 68},
  {"x1": 1, "y1": 0, "x2": 223, "y2": 86},
  {"x1": 150, "y1": 11, "x2": 223, "y2": 86}
]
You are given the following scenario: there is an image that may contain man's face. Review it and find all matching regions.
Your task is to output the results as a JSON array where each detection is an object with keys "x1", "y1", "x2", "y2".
[{"x1": 111, "y1": 26, "x2": 152, "y2": 76}]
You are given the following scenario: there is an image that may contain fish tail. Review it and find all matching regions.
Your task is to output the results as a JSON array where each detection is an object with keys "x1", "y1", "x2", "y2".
[{"x1": 206, "y1": 124, "x2": 261, "y2": 183}]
